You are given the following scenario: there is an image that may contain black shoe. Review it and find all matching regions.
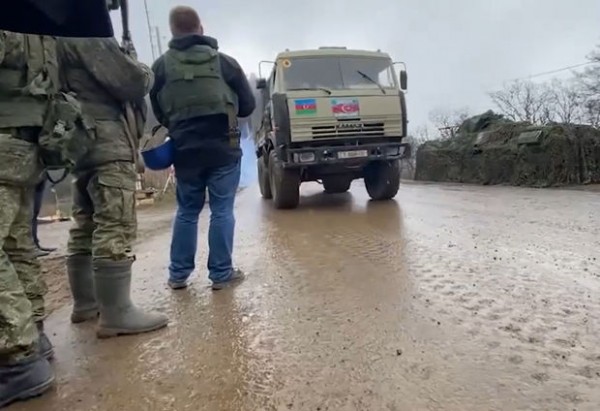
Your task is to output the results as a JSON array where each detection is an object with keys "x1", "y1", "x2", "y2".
[
  {"x1": 0, "y1": 355, "x2": 55, "y2": 408},
  {"x1": 36, "y1": 323, "x2": 54, "y2": 361},
  {"x1": 167, "y1": 279, "x2": 188, "y2": 290},
  {"x1": 211, "y1": 268, "x2": 246, "y2": 291}
]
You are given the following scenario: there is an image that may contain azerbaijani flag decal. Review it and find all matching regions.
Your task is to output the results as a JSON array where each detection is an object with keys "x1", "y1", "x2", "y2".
[
  {"x1": 294, "y1": 99, "x2": 317, "y2": 115},
  {"x1": 331, "y1": 98, "x2": 360, "y2": 118}
]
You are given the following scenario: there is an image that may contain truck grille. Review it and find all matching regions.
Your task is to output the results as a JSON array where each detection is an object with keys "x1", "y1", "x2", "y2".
[
  {"x1": 290, "y1": 116, "x2": 403, "y2": 142},
  {"x1": 311, "y1": 121, "x2": 385, "y2": 138}
]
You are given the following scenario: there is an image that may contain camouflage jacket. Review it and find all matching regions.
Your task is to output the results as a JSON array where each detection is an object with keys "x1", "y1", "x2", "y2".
[
  {"x1": 56, "y1": 37, "x2": 152, "y2": 170},
  {"x1": 0, "y1": 31, "x2": 58, "y2": 133}
]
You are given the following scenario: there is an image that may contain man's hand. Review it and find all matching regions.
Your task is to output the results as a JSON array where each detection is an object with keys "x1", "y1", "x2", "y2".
[{"x1": 121, "y1": 39, "x2": 137, "y2": 60}]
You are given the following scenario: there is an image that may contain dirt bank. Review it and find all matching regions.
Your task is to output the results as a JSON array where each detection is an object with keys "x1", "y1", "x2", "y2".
[{"x1": 416, "y1": 111, "x2": 600, "y2": 187}]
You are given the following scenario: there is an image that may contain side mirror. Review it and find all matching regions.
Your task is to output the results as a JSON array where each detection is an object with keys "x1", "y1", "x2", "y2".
[
  {"x1": 256, "y1": 78, "x2": 267, "y2": 90},
  {"x1": 399, "y1": 70, "x2": 407, "y2": 90}
]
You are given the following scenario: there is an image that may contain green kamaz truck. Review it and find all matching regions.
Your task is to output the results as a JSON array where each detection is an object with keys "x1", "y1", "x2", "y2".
[{"x1": 254, "y1": 46, "x2": 410, "y2": 209}]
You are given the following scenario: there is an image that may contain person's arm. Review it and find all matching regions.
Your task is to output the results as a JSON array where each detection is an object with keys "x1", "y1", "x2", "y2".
[
  {"x1": 219, "y1": 53, "x2": 256, "y2": 118},
  {"x1": 74, "y1": 37, "x2": 152, "y2": 103},
  {"x1": 149, "y1": 57, "x2": 168, "y2": 128}
]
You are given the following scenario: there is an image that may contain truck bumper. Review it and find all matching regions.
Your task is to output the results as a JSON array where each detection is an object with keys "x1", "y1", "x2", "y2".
[{"x1": 281, "y1": 142, "x2": 411, "y2": 169}]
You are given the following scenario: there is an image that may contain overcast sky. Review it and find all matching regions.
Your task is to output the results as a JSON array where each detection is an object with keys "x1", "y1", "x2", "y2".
[{"x1": 111, "y1": 0, "x2": 600, "y2": 131}]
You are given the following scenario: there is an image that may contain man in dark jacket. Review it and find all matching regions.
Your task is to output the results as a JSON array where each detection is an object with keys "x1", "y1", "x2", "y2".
[{"x1": 150, "y1": 6, "x2": 255, "y2": 291}]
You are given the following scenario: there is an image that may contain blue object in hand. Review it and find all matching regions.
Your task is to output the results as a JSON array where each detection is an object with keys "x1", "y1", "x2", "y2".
[{"x1": 141, "y1": 137, "x2": 175, "y2": 171}]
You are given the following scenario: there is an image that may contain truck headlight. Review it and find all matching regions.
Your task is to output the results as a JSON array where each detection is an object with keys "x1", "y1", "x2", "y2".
[{"x1": 294, "y1": 152, "x2": 315, "y2": 163}]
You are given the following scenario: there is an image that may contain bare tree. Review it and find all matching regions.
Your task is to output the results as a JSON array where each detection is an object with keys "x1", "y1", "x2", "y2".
[
  {"x1": 581, "y1": 99, "x2": 600, "y2": 128},
  {"x1": 428, "y1": 107, "x2": 470, "y2": 139},
  {"x1": 576, "y1": 45, "x2": 600, "y2": 127},
  {"x1": 489, "y1": 80, "x2": 552, "y2": 125},
  {"x1": 547, "y1": 78, "x2": 583, "y2": 124}
]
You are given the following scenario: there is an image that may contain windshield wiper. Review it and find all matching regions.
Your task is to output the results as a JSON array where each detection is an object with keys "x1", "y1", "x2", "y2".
[
  {"x1": 287, "y1": 87, "x2": 332, "y2": 95},
  {"x1": 356, "y1": 70, "x2": 386, "y2": 94}
]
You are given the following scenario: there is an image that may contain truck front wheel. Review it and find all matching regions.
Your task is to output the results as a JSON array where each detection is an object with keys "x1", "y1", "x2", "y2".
[
  {"x1": 364, "y1": 160, "x2": 401, "y2": 201},
  {"x1": 257, "y1": 155, "x2": 272, "y2": 199},
  {"x1": 323, "y1": 176, "x2": 352, "y2": 194},
  {"x1": 268, "y1": 151, "x2": 300, "y2": 209}
]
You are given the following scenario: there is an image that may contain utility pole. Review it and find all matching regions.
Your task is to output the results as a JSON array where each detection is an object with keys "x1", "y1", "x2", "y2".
[
  {"x1": 155, "y1": 26, "x2": 163, "y2": 55},
  {"x1": 143, "y1": 0, "x2": 156, "y2": 60}
]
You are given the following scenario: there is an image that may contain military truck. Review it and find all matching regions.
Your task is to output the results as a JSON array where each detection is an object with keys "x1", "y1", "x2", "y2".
[{"x1": 254, "y1": 46, "x2": 410, "y2": 209}]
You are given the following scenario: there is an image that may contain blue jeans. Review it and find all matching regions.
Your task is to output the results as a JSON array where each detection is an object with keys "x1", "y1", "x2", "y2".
[{"x1": 169, "y1": 160, "x2": 241, "y2": 284}]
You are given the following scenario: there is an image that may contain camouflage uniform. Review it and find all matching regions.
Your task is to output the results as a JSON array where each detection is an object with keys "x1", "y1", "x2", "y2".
[
  {"x1": 56, "y1": 37, "x2": 149, "y2": 260},
  {"x1": 57, "y1": 37, "x2": 168, "y2": 337},
  {"x1": 0, "y1": 31, "x2": 54, "y2": 362}
]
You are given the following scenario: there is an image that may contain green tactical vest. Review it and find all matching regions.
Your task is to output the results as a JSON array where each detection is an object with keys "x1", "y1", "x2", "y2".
[
  {"x1": 0, "y1": 31, "x2": 95, "y2": 171},
  {"x1": 0, "y1": 31, "x2": 58, "y2": 129},
  {"x1": 157, "y1": 45, "x2": 238, "y2": 127}
]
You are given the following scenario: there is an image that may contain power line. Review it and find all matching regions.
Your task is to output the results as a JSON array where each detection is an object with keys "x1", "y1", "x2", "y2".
[{"x1": 508, "y1": 61, "x2": 596, "y2": 82}]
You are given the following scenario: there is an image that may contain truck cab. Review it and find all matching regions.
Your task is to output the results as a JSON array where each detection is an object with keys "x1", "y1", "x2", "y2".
[{"x1": 255, "y1": 47, "x2": 409, "y2": 209}]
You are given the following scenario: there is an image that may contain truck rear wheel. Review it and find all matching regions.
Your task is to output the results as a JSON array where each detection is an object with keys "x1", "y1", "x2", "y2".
[
  {"x1": 323, "y1": 176, "x2": 352, "y2": 194},
  {"x1": 364, "y1": 160, "x2": 401, "y2": 201},
  {"x1": 257, "y1": 155, "x2": 272, "y2": 199},
  {"x1": 268, "y1": 151, "x2": 300, "y2": 209}
]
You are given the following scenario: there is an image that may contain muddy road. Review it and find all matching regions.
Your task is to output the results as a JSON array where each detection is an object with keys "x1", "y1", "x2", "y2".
[{"x1": 10, "y1": 182, "x2": 600, "y2": 411}]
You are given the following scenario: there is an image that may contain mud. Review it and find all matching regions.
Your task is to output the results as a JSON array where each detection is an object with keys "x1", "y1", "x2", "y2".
[
  {"x1": 10, "y1": 181, "x2": 600, "y2": 411},
  {"x1": 37, "y1": 198, "x2": 177, "y2": 317}
]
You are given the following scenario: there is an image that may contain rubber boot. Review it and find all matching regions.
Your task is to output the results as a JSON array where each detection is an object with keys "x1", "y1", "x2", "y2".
[
  {"x1": 0, "y1": 354, "x2": 55, "y2": 408},
  {"x1": 94, "y1": 259, "x2": 169, "y2": 339},
  {"x1": 66, "y1": 254, "x2": 99, "y2": 323},
  {"x1": 35, "y1": 322, "x2": 54, "y2": 361}
]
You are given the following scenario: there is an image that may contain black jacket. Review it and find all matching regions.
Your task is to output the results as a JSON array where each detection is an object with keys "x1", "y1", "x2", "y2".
[{"x1": 150, "y1": 34, "x2": 256, "y2": 176}]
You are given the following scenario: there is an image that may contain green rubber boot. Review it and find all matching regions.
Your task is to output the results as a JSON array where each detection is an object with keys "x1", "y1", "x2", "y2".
[
  {"x1": 66, "y1": 255, "x2": 99, "y2": 323},
  {"x1": 93, "y1": 259, "x2": 169, "y2": 339}
]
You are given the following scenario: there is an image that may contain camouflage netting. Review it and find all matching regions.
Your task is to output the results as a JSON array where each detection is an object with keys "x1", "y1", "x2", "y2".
[{"x1": 415, "y1": 110, "x2": 600, "y2": 187}]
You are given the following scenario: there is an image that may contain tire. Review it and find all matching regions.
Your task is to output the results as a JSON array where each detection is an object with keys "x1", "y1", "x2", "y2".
[
  {"x1": 323, "y1": 176, "x2": 352, "y2": 194},
  {"x1": 268, "y1": 150, "x2": 300, "y2": 209},
  {"x1": 364, "y1": 160, "x2": 401, "y2": 201},
  {"x1": 257, "y1": 154, "x2": 272, "y2": 199}
]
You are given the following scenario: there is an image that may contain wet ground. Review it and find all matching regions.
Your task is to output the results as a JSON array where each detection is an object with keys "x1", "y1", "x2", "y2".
[
  {"x1": 36, "y1": 199, "x2": 179, "y2": 317},
  {"x1": 10, "y1": 181, "x2": 600, "y2": 411}
]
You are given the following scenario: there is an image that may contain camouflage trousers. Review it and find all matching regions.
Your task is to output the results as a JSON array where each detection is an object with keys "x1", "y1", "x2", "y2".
[
  {"x1": 0, "y1": 184, "x2": 45, "y2": 362},
  {"x1": 67, "y1": 161, "x2": 138, "y2": 260}
]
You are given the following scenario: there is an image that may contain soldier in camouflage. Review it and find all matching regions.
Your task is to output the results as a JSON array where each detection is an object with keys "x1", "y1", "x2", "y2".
[
  {"x1": 0, "y1": 31, "x2": 56, "y2": 408},
  {"x1": 57, "y1": 32, "x2": 169, "y2": 338}
]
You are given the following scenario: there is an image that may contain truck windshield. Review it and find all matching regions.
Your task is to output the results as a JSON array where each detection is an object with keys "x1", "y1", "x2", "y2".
[{"x1": 282, "y1": 56, "x2": 396, "y2": 91}]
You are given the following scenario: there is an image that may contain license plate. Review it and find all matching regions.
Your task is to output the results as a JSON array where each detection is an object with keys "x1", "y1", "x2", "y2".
[{"x1": 338, "y1": 150, "x2": 368, "y2": 159}]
